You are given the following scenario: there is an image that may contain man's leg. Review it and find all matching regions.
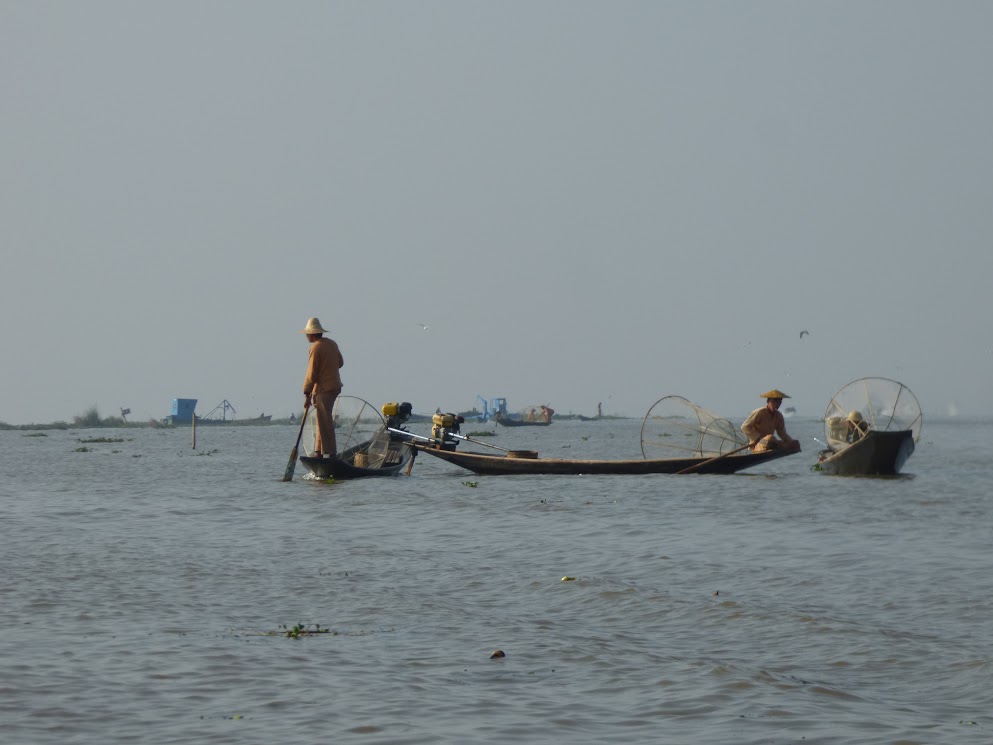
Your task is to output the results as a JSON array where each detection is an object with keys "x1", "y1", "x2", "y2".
[
  {"x1": 753, "y1": 434, "x2": 779, "y2": 453},
  {"x1": 313, "y1": 391, "x2": 339, "y2": 457}
]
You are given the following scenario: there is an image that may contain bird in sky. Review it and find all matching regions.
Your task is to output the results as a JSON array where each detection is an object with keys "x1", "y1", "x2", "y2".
[
  {"x1": 418, "y1": 323, "x2": 430, "y2": 331},
  {"x1": 799, "y1": 330, "x2": 810, "y2": 339}
]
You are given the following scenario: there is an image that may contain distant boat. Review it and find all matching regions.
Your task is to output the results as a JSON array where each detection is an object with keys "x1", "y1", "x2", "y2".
[
  {"x1": 494, "y1": 404, "x2": 554, "y2": 427},
  {"x1": 162, "y1": 398, "x2": 274, "y2": 426},
  {"x1": 494, "y1": 412, "x2": 551, "y2": 427},
  {"x1": 200, "y1": 400, "x2": 238, "y2": 421}
]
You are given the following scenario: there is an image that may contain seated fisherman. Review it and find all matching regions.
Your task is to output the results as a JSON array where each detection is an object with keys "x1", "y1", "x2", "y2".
[
  {"x1": 741, "y1": 389, "x2": 800, "y2": 453},
  {"x1": 846, "y1": 410, "x2": 870, "y2": 443}
]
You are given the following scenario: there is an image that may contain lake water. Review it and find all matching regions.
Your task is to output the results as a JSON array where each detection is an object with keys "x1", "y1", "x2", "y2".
[{"x1": 2, "y1": 416, "x2": 991, "y2": 744}]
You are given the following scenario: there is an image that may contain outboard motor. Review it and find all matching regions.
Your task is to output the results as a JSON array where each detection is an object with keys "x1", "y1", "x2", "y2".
[
  {"x1": 382, "y1": 401, "x2": 413, "y2": 432},
  {"x1": 431, "y1": 412, "x2": 464, "y2": 451}
]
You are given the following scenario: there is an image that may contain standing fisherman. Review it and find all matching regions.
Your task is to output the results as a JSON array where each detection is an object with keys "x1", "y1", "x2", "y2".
[{"x1": 301, "y1": 317, "x2": 344, "y2": 458}]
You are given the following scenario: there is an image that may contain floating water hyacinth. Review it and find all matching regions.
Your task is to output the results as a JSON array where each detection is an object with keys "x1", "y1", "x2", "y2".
[{"x1": 281, "y1": 623, "x2": 332, "y2": 639}]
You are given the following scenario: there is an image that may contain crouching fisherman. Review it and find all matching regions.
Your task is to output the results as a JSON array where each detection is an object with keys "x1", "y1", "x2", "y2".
[{"x1": 742, "y1": 389, "x2": 800, "y2": 453}]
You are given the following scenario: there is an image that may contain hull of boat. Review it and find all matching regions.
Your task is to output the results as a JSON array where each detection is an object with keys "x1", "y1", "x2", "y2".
[
  {"x1": 817, "y1": 429, "x2": 915, "y2": 476},
  {"x1": 493, "y1": 417, "x2": 551, "y2": 427},
  {"x1": 301, "y1": 441, "x2": 413, "y2": 480},
  {"x1": 410, "y1": 443, "x2": 796, "y2": 476}
]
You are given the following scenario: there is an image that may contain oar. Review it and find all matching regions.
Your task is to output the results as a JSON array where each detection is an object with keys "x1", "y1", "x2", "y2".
[
  {"x1": 675, "y1": 442, "x2": 754, "y2": 475},
  {"x1": 281, "y1": 404, "x2": 310, "y2": 482}
]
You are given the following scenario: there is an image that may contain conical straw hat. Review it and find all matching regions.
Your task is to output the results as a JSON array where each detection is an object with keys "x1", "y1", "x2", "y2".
[{"x1": 760, "y1": 389, "x2": 791, "y2": 399}]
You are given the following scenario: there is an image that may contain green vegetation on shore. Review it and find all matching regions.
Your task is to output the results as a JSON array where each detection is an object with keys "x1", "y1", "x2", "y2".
[
  {"x1": 0, "y1": 405, "x2": 299, "y2": 432},
  {"x1": 1, "y1": 405, "x2": 125, "y2": 431}
]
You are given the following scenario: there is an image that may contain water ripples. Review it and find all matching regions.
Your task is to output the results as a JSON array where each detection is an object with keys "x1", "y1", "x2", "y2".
[{"x1": 2, "y1": 419, "x2": 993, "y2": 743}]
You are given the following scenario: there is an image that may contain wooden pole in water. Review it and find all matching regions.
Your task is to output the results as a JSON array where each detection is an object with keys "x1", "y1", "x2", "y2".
[{"x1": 192, "y1": 414, "x2": 196, "y2": 449}]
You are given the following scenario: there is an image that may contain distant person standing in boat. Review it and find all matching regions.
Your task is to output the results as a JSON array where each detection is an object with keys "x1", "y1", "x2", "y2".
[
  {"x1": 301, "y1": 317, "x2": 344, "y2": 458},
  {"x1": 741, "y1": 389, "x2": 800, "y2": 453}
]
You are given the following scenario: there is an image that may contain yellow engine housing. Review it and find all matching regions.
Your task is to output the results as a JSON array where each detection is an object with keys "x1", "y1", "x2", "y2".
[{"x1": 432, "y1": 413, "x2": 456, "y2": 427}]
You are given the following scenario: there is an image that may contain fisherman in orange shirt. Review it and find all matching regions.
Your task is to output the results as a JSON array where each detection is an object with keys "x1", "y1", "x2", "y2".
[
  {"x1": 300, "y1": 317, "x2": 344, "y2": 458},
  {"x1": 741, "y1": 389, "x2": 800, "y2": 453}
]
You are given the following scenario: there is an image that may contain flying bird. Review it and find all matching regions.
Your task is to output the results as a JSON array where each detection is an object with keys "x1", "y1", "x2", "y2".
[
  {"x1": 799, "y1": 330, "x2": 810, "y2": 339},
  {"x1": 418, "y1": 323, "x2": 430, "y2": 331}
]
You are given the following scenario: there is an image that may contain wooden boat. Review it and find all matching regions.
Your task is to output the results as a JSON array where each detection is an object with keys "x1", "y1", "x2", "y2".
[
  {"x1": 492, "y1": 404, "x2": 554, "y2": 427},
  {"x1": 493, "y1": 414, "x2": 551, "y2": 427},
  {"x1": 817, "y1": 378, "x2": 922, "y2": 476},
  {"x1": 816, "y1": 429, "x2": 915, "y2": 476},
  {"x1": 409, "y1": 442, "x2": 797, "y2": 476},
  {"x1": 298, "y1": 396, "x2": 418, "y2": 480},
  {"x1": 300, "y1": 438, "x2": 413, "y2": 480}
]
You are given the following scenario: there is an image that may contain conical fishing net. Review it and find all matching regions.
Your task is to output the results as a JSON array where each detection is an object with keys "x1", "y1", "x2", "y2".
[
  {"x1": 640, "y1": 396, "x2": 747, "y2": 459},
  {"x1": 823, "y1": 378, "x2": 922, "y2": 447},
  {"x1": 302, "y1": 395, "x2": 388, "y2": 461}
]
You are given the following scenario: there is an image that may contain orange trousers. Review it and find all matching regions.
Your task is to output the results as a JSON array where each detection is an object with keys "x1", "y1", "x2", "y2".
[{"x1": 312, "y1": 389, "x2": 340, "y2": 456}]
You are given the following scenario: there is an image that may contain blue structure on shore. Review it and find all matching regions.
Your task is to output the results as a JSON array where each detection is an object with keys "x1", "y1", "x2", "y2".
[
  {"x1": 462, "y1": 395, "x2": 509, "y2": 422},
  {"x1": 164, "y1": 398, "x2": 197, "y2": 425}
]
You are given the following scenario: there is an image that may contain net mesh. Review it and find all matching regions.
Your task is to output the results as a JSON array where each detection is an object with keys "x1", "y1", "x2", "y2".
[
  {"x1": 364, "y1": 428, "x2": 391, "y2": 469},
  {"x1": 823, "y1": 377, "x2": 922, "y2": 447},
  {"x1": 301, "y1": 396, "x2": 388, "y2": 462},
  {"x1": 640, "y1": 396, "x2": 747, "y2": 459}
]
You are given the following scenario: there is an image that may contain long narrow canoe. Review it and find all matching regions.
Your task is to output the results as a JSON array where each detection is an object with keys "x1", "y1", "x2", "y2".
[
  {"x1": 816, "y1": 429, "x2": 915, "y2": 476},
  {"x1": 409, "y1": 442, "x2": 797, "y2": 476}
]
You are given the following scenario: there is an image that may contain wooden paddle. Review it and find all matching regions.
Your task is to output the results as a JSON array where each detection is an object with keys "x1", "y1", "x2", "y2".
[
  {"x1": 281, "y1": 404, "x2": 310, "y2": 482},
  {"x1": 675, "y1": 442, "x2": 754, "y2": 475}
]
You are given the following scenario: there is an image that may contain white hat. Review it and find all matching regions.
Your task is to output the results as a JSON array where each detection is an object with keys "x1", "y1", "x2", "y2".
[{"x1": 300, "y1": 317, "x2": 329, "y2": 334}]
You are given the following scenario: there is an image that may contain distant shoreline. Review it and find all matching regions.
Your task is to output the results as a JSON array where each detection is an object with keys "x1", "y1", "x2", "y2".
[
  {"x1": 0, "y1": 417, "x2": 297, "y2": 431},
  {"x1": 0, "y1": 412, "x2": 632, "y2": 431}
]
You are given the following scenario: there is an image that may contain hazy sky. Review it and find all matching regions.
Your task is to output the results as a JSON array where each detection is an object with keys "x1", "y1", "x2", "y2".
[{"x1": 3, "y1": 1, "x2": 991, "y2": 425}]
